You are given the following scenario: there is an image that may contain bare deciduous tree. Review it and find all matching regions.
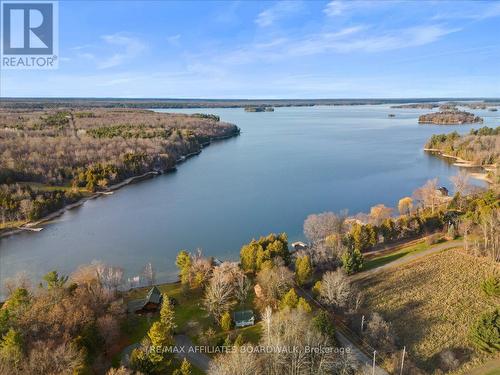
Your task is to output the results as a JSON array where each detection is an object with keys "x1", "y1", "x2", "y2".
[
  {"x1": 203, "y1": 273, "x2": 236, "y2": 322},
  {"x1": 304, "y1": 211, "x2": 347, "y2": 244},
  {"x1": 413, "y1": 178, "x2": 439, "y2": 213},
  {"x1": 319, "y1": 270, "x2": 353, "y2": 309}
]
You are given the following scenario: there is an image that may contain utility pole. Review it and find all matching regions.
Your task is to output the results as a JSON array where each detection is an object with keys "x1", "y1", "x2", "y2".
[
  {"x1": 372, "y1": 350, "x2": 377, "y2": 375},
  {"x1": 400, "y1": 346, "x2": 406, "y2": 375},
  {"x1": 361, "y1": 314, "x2": 365, "y2": 332}
]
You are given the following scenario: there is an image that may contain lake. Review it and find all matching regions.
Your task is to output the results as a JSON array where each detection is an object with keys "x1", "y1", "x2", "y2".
[{"x1": 0, "y1": 105, "x2": 495, "y2": 292}]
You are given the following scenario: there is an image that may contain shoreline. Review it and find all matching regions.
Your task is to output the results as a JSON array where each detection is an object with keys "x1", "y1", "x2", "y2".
[
  {"x1": 423, "y1": 148, "x2": 495, "y2": 184},
  {"x1": 0, "y1": 130, "x2": 240, "y2": 239}
]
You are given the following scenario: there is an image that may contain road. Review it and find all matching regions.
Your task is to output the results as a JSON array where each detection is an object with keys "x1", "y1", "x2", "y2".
[
  {"x1": 352, "y1": 239, "x2": 463, "y2": 282},
  {"x1": 174, "y1": 334, "x2": 211, "y2": 372}
]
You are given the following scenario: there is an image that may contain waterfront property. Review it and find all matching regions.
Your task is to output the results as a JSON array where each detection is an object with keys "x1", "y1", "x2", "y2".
[{"x1": 127, "y1": 286, "x2": 163, "y2": 314}]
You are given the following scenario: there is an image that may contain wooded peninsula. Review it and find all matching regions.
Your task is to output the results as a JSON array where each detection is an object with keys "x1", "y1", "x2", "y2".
[{"x1": 0, "y1": 108, "x2": 239, "y2": 231}]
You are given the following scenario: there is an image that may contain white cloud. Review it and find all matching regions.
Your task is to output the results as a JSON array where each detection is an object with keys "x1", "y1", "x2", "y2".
[
  {"x1": 255, "y1": 1, "x2": 303, "y2": 27},
  {"x1": 323, "y1": 1, "x2": 347, "y2": 16},
  {"x1": 323, "y1": 0, "x2": 390, "y2": 17},
  {"x1": 166, "y1": 34, "x2": 181, "y2": 46},
  {"x1": 432, "y1": 2, "x2": 500, "y2": 21},
  {"x1": 98, "y1": 33, "x2": 146, "y2": 69},
  {"x1": 210, "y1": 24, "x2": 458, "y2": 66}
]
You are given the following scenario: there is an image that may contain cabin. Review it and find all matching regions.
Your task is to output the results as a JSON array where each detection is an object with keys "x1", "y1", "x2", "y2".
[
  {"x1": 127, "y1": 286, "x2": 163, "y2": 314},
  {"x1": 233, "y1": 310, "x2": 255, "y2": 328}
]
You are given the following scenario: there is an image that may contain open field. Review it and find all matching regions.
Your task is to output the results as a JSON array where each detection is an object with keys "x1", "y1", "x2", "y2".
[{"x1": 357, "y1": 248, "x2": 499, "y2": 374}]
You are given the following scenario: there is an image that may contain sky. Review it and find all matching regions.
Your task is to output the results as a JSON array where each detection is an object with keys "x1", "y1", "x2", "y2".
[{"x1": 1, "y1": 0, "x2": 500, "y2": 98}]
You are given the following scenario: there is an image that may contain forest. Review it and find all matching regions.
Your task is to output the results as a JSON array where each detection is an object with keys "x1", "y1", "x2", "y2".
[
  {"x1": 424, "y1": 126, "x2": 499, "y2": 166},
  {"x1": 0, "y1": 108, "x2": 239, "y2": 227}
]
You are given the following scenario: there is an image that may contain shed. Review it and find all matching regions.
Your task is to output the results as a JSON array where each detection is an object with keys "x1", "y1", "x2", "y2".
[{"x1": 233, "y1": 310, "x2": 255, "y2": 328}]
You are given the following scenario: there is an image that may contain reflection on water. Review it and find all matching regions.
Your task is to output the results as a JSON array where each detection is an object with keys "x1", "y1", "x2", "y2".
[{"x1": 0, "y1": 105, "x2": 494, "y2": 293}]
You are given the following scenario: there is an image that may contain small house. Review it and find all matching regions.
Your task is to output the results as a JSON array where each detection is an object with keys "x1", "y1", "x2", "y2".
[
  {"x1": 233, "y1": 310, "x2": 255, "y2": 328},
  {"x1": 127, "y1": 286, "x2": 163, "y2": 314}
]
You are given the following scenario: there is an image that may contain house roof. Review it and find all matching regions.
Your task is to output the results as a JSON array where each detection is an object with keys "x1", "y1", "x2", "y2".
[
  {"x1": 127, "y1": 286, "x2": 163, "y2": 313},
  {"x1": 146, "y1": 286, "x2": 162, "y2": 305},
  {"x1": 233, "y1": 310, "x2": 254, "y2": 322}
]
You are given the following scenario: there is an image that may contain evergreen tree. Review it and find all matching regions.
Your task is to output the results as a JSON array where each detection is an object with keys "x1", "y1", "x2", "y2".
[
  {"x1": 220, "y1": 311, "x2": 232, "y2": 331},
  {"x1": 0, "y1": 328, "x2": 23, "y2": 367},
  {"x1": 341, "y1": 249, "x2": 363, "y2": 275},
  {"x1": 176, "y1": 251, "x2": 191, "y2": 285},
  {"x1": 295, "y1": 255, "x2": 312, "y2": 286},
  {"x1": 179, "y1": 358, "x2": 191, "y2": 375},
  {"x1": 160, "y1": 294, "x2": 177, "y2": 332},
  {"x1": 313, "y1": 311, "x2": 335, "y2": 341},
  {"x1": 470, "y1": 309, "x2": 500, "y2": 353}
]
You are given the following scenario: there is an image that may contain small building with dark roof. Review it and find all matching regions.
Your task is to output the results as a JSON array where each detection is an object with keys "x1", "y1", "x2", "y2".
[
  {"x1": 127, "y1": 286, "x2": 163, "y2": 314},
  {"x1": 233, "y1": 310, "x2": 255, "y2": 328}
]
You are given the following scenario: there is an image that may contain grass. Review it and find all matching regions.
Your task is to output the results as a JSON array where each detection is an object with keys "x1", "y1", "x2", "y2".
[
  {"x1": 122, "y1": 281, "x2": 261, "y2": 356},
  {"x1": 363, "y1": 241, "x2": 430, "y2": 271},
  {"x1": 357, "y1": 248, "x2": 499, "y2": 374},
  {"x1": 123, "y1": 282, "x2": 212, "y2": 340}
]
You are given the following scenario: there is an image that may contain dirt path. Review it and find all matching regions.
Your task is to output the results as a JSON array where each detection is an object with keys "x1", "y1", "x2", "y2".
[{"x1": 352, "y1": 239, "x2": 464, "y2": 282}]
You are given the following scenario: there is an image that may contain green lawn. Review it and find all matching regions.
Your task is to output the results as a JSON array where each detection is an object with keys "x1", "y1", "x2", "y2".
[
  {"x1": 363, "y1": 241, "x2": 430, "y2": 271},
  {"x1": 123, "y1": 281, "x2": 261, "y2": 345}
]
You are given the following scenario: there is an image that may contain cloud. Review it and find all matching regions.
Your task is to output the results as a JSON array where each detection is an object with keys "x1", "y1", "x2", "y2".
[
  {"x1": 323, "y1": 0, "x2": 391, "y2": 17},
  {"x1": 432, "y1": 2, "x2": 500, "y2": 21},
  {"x1": 255, "y1": 1, "x2": 303, "y2": 27},
  {"x1": 166, "y1": 34, "x2": 181, "y2": 46},
  {"x1": 97, "y1": 33, "x2": 146, "y2": 69},
  {"x1": 323, "y1": 1, "x2": 347, "y2": 16},
  {"x1": 210, "y1": 24, "x2": 458, "y2": 67}
]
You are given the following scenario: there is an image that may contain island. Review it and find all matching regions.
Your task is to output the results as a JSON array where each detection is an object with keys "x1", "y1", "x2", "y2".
[
  {"x1": 418, "y1": 110, "x2": 483, "y2": 125},
  {"x1": 244, "y1": 106, "x2": 275, "y2": 112},
  {"x1": 391, "y1": 103, "x2": 438, "y2": 109}
]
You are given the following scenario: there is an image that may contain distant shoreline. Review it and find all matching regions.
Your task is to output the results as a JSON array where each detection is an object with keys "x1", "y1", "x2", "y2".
[
  {"x1": 423, "y1": 148, "x2": 494, "y2": 184},
  {"x1": 2, "y1": 97, "x2": 500, "y2": 110}
]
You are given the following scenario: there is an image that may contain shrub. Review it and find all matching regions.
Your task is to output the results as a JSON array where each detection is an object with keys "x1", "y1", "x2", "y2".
[
  {"x1": 470, "y1": 308, "x2": 500, "y2": 353},
  {"x1": 481, "y1": 275, "x2": 500, "y2": 297}
]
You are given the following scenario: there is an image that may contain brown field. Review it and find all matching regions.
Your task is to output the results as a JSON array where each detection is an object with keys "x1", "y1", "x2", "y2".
[{"x1": 357, "y1": 248, "x2": 499, "y2": 374}]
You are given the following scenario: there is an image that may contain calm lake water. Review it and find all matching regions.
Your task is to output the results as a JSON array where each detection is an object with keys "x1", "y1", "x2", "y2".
[{"x1": 0, "y1": 105, "x2": 496, "y2": 292}]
